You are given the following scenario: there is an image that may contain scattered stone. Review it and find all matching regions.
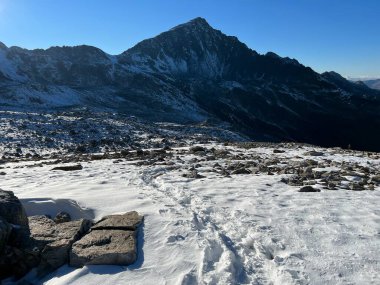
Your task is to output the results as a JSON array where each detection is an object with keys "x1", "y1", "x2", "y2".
[
  {"x1": 349, "y1": 183, "x2": 364, "y2": 191},
  {"x1": 231, "y1": 168, "x2": 251, "y2": 175},
  {"x1": 190, "y1": 146, "x2": 206, "y2": 153},
  {"x1": 182, "y1": 169, "x2": 205, "y2": 179},
  {"x1": 368, "y1": 184, "x2": 375, "y2": 190},
  {"x1": 299, "y1": 186, "x2": 321, "y2": 192},
  {"x1": 371, "y1": 175, "x2": 380, "y2": 184},
  {"x1": 305, "y1": 151, "x2": 324, "y2": 157},
  {"x1": 212, "y1": 149, "x2": 230, "y2": 158},
  {"x1": 273, "y1": 149, "x2": 285, "y2": 153},
  {"x1": 51, "y1": 164, "x2": 83, "y2": 171},
  {"x1": 54, "y1": 211, "x2": 71, "y2": 224},
  {"x1": 0, "y1": 172, "x2": 6, "y2": 175},
  {"x1": 90, "y1": 154, "x2": 104, "y2": 161}
]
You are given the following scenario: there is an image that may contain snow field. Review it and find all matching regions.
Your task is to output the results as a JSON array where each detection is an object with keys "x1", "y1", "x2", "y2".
[{"x1": 1, "y1": 144, "x2": 379, "y2": 284}]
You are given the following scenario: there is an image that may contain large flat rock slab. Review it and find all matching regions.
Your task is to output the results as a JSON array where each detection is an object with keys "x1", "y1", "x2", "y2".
[
  {"x1": 69, "y1": 211, "x2": 143, "y2": 267},
  {"x1": 69, "y1": 229, "x2": 137, "y2": 267},
  {"x1": 91, "y1": 211, "x2": 143, "y2": 230},
  {"x1": 29, "y1": 215, "x2": 92, "y2": 247},
  {"x1": 28, "y1": 215, "x2": 92, "y2": 276}
]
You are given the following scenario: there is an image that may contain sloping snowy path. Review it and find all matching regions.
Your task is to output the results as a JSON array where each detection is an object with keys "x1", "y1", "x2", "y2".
[{"x1": 1, "y1": 146, "x2": 379, "y2": 285}]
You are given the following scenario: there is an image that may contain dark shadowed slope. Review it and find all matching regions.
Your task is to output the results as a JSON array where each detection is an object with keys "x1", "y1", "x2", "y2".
[{"x1": 1, "y1": 17, "x2": 380, "y2": 151}]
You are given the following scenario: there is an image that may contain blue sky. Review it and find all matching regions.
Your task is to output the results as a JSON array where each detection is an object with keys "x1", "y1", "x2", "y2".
[{"x1": 0, "y1": 0, "x2": 379, "y2": 78}]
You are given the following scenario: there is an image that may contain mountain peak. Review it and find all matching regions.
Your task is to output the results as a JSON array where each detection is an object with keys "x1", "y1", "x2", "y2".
[
  {"x1": 170, "y1": 17, "x2": 213, "y2": 32},
  {"x1": 188, "y1": 17, "x2": 209, "y2": 25}
]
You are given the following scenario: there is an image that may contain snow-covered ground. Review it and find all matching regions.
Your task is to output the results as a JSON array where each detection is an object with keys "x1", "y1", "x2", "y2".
[{"x1": 1, "y1": 143, "x2": 379, "y2": 285}]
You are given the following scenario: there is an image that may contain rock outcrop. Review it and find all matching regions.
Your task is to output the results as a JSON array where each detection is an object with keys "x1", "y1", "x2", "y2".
[
  {"x1": 0, "y1": 189, "x2": 33, "y2": 279},
  {"x1": 0, "y1": 189, "x2": 143, "y2": 281},
  {"x1": 0, "y1": 189, "x2": 30, "y2": 246}
]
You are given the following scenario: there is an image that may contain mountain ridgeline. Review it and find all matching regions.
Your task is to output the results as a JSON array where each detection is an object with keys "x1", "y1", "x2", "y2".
[
  {"x1": 363, "y1": 79, "x2": 380, "y2": 90},
  {"x1": 1, "y1": 17, "x2": 380, "y2": 151}
]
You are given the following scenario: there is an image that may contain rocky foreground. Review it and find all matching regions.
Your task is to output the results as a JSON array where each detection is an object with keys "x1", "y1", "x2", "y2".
[{"x1": 0, "y1": 189, "x2": 143, "y2": 282}]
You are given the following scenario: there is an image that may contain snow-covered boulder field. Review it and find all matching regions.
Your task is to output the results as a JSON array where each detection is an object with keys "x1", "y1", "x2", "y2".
[{"x1": 1, "y1": 141, "x2": 379, "y2": 284}]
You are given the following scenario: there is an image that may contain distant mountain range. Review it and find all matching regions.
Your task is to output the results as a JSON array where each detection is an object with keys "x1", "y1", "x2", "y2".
[
  {"x1": 362, "y1": 79, "x2": 380, "y2": 90},
  {"x1": 1, "y1": 17, "x2": 380, "y2": 151}
]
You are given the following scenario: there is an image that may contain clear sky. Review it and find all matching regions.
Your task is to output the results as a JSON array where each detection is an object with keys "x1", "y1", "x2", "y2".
[{"x1": 0, "y1": 0, "x2": 379, "y2": 78}]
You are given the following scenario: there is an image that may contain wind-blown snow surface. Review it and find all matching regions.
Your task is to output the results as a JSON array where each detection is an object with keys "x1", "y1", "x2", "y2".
[{"x1": 2, "y1": 144, "x2": 380, "y2": 285}]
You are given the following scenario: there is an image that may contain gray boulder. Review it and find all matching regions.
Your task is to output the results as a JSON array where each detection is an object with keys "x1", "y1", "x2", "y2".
[
  {"x1": 54, "y1": 211, "x2": 71, "y2": 224},
  {"x1": 69, "y1": 211, "x2": 143, "y2": 267},
  {"x1": 182, "y1": 169, "x2": 205, "y2": 179},
  {"x1": 28, "y1": 215, "x2": 92, "y2": 276},
  {"x1": 69, "y1": 229, "x2": 137, "y2": 267}
]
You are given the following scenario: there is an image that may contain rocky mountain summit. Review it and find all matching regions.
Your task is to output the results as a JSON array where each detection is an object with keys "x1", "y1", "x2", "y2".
[{"x1": 1, "y1": 18, "x2": 380, "y2": 151}]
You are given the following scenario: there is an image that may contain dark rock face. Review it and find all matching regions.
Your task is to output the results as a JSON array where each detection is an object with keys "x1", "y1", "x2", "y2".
[
  {"x1": 1, "y1": 18, "x2": 380, "y2": 151},
  {"x1": 0, "y1": 190, "x2": 33, "y2": 279},
  {"x1": 0, "y1": 217, "x2": 11, "y2": 252},
  {"x1": 0, "y1": 189, "x2": 30, "y2": 246}
]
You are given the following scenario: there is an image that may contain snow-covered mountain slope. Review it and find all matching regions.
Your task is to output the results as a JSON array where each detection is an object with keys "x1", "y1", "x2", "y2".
[
  {"x1": 1, "y1": 18, "x2": 380, "y2": 151},
  {"x1": 363, "y1": 78, "x2": 380, "y2": 90},
  {"x1": 2, "y1": 143, "x2": 379, "y2": 285}
]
